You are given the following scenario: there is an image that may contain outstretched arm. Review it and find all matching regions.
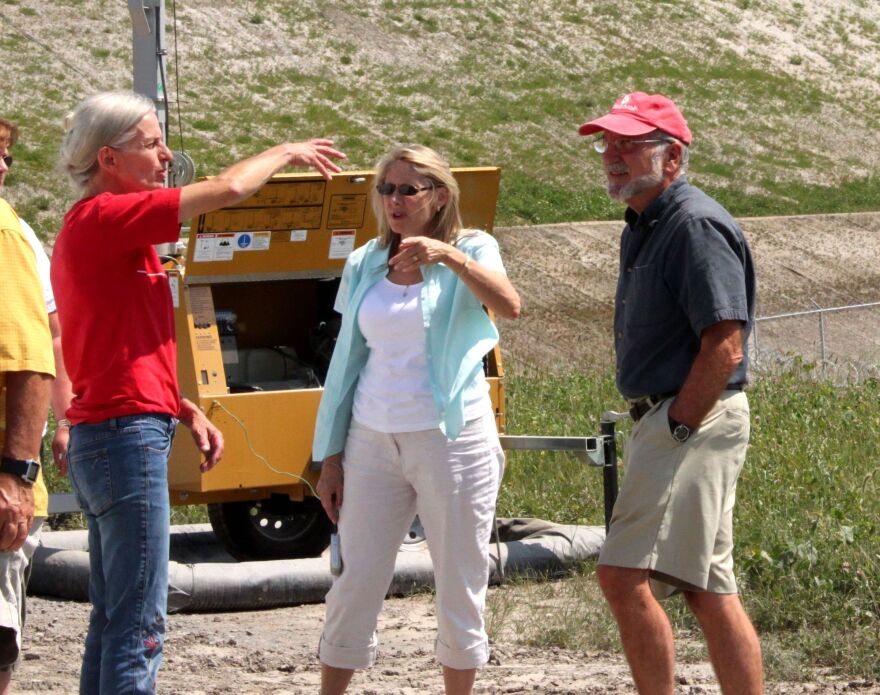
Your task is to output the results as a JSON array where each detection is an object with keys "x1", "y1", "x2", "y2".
[{"x1": 178, "y1": 139, "x2": 347, "y2": 222}]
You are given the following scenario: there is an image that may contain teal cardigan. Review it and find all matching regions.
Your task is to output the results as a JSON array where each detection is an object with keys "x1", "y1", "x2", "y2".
[{"x1": 311, "y1": 230, "x2": 503, "y2": 461}]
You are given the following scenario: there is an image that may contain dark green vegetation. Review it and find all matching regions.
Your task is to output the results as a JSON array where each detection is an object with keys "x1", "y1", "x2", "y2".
[{"x1": 1, "y1": 1, "x2": 879, "y2": 237}]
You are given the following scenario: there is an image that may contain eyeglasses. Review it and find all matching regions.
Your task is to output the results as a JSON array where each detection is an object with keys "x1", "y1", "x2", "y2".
[
  {"x1": 1, "y1": 155, "x2": 12, "y2": 168},
  {"x1": 111, "y1": 137, "x2": 168, "y2": 153},
  {"x1": 592, "y1": 136, "x2": 672, "y2": 155},
  {"x1": 376, "y1": 182, "x2": 436, "y2": 197}
]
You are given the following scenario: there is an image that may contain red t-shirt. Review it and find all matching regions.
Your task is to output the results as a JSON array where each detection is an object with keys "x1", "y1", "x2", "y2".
[{"x1": 51, "y1": 188, "x2": 183, "y2": 423}]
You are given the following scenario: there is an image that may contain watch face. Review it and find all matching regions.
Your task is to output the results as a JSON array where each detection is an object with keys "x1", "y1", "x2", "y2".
[
  {"x1": 672, "y1": 424, "x2": 691, "y2": 443},
  {"x1": 0, "y1": 456, "x2": 40, "y2": 484},
  {"x1": 23, "y1": 460, "x2": 40, "y2": 483}
]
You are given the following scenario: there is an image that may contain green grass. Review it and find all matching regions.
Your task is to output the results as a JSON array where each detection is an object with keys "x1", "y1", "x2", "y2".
[
  {"x1": 490, "y1": 365, "x2": 880, "y2": 680},
  {"x1": 4, "y1": 3, "x2": 880, "y2": 238}
]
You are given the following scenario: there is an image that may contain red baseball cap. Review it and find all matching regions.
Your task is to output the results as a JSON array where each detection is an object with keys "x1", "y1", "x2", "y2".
[{"x1": 578, "y1": 92, "x2": 692, "y2": 145}]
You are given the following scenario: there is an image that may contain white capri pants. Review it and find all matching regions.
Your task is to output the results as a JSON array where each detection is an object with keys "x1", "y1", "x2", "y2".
[{"x1": 318, "y1": 411, "x2": 505, "y2": 670}]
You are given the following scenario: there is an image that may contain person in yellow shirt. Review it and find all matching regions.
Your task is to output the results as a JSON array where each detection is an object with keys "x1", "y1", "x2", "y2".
[
  {"x1": 0, "y1": 186, "x2": 55, "y2": 692},
  {"x1": 0, "y1": 116, "x2": 75, "y2": 489}
]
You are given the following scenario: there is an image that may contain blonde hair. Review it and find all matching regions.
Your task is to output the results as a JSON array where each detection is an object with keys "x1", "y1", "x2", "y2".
[
  {"x1": 58, "y1": 91, "x2": 155, "y2": 194},
  {"x1": 371, "y1": 144, "x2": 462, "y2": 249}
]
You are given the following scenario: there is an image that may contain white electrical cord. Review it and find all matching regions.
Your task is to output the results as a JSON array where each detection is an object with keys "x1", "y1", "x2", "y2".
[{"x1": 207, "y1": 399, "x2": 318, "y2": 498}]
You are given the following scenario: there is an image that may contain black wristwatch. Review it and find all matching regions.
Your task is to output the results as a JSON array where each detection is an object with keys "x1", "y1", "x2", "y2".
[
  {"x1": 0, "y1": 456, "x2": 41, "y2": 485},
  {"x1": 667, "y1": 416, "x2": 692, "y2": 444}
]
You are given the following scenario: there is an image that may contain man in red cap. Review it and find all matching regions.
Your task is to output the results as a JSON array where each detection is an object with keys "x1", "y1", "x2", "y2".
[{"x1": 580, "y1": 92, "x2": 763, "y2": 695}]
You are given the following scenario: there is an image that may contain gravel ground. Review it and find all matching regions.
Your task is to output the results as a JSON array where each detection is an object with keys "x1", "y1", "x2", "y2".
[{"x1": 14, "y1": 591, "x2": 880, "y2": 695}]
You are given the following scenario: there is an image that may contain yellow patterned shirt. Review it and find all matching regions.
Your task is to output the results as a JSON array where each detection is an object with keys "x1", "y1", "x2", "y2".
[{"x1": 0, "y1": 198, "x2": 55, "y2": 517}]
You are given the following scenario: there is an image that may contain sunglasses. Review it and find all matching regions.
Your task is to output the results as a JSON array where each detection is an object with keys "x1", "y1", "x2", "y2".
[
  {"x1": 1, "y1": 155, "x2": 11, "y2": 168},
  {"x1": 376, "y1": 182, "x2": 437, "y2": 197}
]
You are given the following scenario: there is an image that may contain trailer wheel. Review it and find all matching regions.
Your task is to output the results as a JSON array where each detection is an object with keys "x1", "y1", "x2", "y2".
[{"x1": 208, "y1": 495, "x2": 332, "y2": 561}]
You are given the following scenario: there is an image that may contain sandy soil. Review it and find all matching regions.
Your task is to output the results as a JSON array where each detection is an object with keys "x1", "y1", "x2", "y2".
[
  {"x1": 495, "y1": 211, "x2": 880, "y2": 374},
  {"x1": 16, "y1": 592, "x2": 880, "y2": 695}
]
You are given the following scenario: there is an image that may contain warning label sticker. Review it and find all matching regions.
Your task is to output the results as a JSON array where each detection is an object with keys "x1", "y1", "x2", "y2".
[{"x1": 329, "y1": 229, "x2": 356, "y2": 259}]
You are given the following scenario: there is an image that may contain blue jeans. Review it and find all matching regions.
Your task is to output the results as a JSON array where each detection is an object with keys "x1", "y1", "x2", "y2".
[{"x1": 68, "y1": 414, "x2": 176, "y2": 695}]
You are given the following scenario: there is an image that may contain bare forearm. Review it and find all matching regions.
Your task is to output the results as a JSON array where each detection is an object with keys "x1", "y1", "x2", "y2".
[
  {"x1": 668, "y1": 321, "x2": 743, "y2": 428},
  {"x1": 178, "y1": 397, "x2": 224, "y2": 471},
  {"x1": 178, "y1": 146, "x2": 296, "y2": 221},
  {"x1": 178, "y1": 139, "x2": 345, "y2": 222},
  {"x1": 49, "y1": 314, "x2": 74, "y2": 421},
  {"x1": 3, "y1": 371, "x2": 51, "y2": 459},
  {"x1": 446, "y1": 249, "x2": 521, "y2": 319},
  {"x1": 394, "y1": 237, "x2": 520, "y2": 319},
  {"x1": 176, "y1": 397, "x2": 202, "y2": 428}
]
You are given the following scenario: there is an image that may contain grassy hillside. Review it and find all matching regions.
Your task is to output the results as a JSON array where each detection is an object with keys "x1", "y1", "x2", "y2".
[{"x1": 1, "y1": 0, "x2": 879, "y2": 241}]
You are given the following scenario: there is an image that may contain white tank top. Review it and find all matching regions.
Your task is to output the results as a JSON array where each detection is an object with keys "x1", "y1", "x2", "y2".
[
  {"x1": 353, "y1": 278, "x2": 440, "y2": 432},
  {"x1": 353, "y1": 277, "x2": 491, "y2": 432}
]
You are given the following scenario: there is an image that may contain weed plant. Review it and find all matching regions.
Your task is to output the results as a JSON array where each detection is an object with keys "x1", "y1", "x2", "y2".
[{"x1": 492, "y1": 366, "x2": 880, "y2": 680}]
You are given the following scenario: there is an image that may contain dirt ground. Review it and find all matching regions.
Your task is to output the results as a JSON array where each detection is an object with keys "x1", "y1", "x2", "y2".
[
  {"x1": 17, "y1": 211, "x2": 880, "y2": 694},
  {"x1": 15, "y1": 591, "x2": 879, "y2": 695}
]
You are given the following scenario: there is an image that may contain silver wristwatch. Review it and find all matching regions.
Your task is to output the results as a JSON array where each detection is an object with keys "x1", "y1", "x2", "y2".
[{"x1": 667, "y1": 416, "x2": 692, "y2": 444}]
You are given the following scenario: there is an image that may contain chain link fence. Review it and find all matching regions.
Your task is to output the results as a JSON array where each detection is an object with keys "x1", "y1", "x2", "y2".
[{"x1": 749, "y1": 301, "x2": 880, "y2": 385}]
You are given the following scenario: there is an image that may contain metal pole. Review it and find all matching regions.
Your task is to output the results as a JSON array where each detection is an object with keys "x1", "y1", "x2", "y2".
[
  {"x1": 129, "y1": 0, "x2": 168, "y2": 142},
  {"x1": 600, "y1": 419, "x2": 618, "y2": 534},
  {"x1": 751, "y1": 319, "x2": 759, "y2": 370}
]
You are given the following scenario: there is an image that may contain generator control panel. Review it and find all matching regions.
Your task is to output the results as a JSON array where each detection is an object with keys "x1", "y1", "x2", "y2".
[{"x1": 184, "y1": 168, "x2": 501, "y2": 283}]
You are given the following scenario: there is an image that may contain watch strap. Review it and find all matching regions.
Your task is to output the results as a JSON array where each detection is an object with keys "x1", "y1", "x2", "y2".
[{"x1": 0, "y1": 455, "x2": 40, "y2": 484}]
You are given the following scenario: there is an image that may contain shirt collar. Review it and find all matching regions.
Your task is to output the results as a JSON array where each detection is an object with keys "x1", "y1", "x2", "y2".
[{"x1": 625, "y1": 176, "x2": 689, "y2": 232}]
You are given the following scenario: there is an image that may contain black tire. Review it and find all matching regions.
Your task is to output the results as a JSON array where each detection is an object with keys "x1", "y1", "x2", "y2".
[{"x1": 207, "y1": 495, "x2": 332, "y2": 561}]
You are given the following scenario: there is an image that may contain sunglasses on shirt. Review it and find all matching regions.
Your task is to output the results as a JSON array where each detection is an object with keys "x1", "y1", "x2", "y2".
[
  {"x1": 376, "y1": 182, "x2": 440, "y2": 196},
  {"x1": 1, "y1": 155, "x2": 11, "y2": 168}
]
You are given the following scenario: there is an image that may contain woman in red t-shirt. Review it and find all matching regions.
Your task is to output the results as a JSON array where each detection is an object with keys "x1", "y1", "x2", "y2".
[{"x1": 51, "y1": 90, "x2": 345, "y2": 695}]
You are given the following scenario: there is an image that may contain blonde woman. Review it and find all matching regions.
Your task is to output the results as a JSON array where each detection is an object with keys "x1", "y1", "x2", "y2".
[{"x1": 314, "y1": 144, "x2": 520, "y2": 695}]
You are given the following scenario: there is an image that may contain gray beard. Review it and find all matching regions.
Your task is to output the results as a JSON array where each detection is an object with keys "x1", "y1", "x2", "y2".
[{"x1": 607, "y1": 169, "x2": 664, "y2": 202}]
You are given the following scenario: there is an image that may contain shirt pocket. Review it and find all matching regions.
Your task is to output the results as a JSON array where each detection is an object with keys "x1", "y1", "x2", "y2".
[{"x1": 624, "y1": 263, "x2": 677, "y2": 328}]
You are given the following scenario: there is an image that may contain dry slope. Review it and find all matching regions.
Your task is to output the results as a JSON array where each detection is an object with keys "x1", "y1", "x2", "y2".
[{"x1": 495, "y1": 211, "x2": 880, "y2": 372}]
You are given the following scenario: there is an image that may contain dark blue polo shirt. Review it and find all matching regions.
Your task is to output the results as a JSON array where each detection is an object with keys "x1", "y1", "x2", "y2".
[{"x1": 614, "y1": 177, "x2": 756, "y2": 400}]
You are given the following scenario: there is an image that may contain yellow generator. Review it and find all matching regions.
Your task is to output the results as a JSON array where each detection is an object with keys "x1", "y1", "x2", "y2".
[{"x1": 166, "y1": 168, "x2": 505, "y2": 560}]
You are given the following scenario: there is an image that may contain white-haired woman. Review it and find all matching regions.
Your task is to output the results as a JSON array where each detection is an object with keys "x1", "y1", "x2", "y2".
[
  {"x1": 314, "y1": 144, "x2": 520, "y2": 695},
  {"x1": 51, "y1": 90, "x2": 345, "y2": 695}
]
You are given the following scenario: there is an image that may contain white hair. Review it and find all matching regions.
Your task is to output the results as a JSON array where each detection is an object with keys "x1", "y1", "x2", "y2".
[{"x1": 58, "y1": 91, "x2": 155, "y2": 193}]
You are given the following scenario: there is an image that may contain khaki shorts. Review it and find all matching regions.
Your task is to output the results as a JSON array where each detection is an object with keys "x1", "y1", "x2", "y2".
[
  {"x1": 599, "y1": 392, "x2": 750, "y2": 599},
  {"x1": 0, "y1": 518, "x2": 43, "y2": 671}
]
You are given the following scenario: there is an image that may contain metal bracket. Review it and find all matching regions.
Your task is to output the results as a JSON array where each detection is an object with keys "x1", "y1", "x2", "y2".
[
  {"x1": 499, "y1": 420, "x2": 622, "y2": 535},
  {"x1": 128, "y1": 0, "x2": 151, "y2": 35},
  {"x1": 48, "y1": 492, "x2": 81, "y2": 514},
  {"x1": 498, "y1": 434, "x2": 609, "y2": 466}
]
